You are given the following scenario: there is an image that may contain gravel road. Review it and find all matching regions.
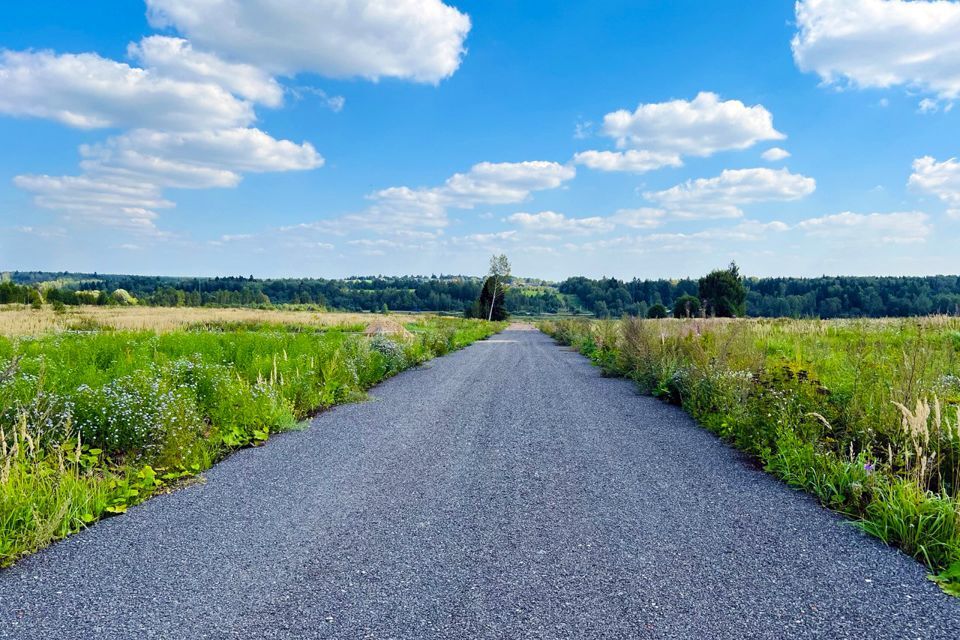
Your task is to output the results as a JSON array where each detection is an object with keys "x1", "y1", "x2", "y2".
[{"x1": 2, "y1": 326, "x2": 959, "y2": 639}]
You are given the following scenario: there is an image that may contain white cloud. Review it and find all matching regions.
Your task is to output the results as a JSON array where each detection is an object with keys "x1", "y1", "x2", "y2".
[
  {"x1": 571, "y1": 220, "x2": 789, "y2": 254},
  {"x1": 79, "y1": 128, "x2": 323, "y2": 189},
  {"x1": 0, "y1": 49, "x2": 254, "y2": 130},
  {"x1": 451, "y1": 231, "x2": 519, "y2": 245},
  {"x1": 145, "y1": 0, "x2": 472, "y2": 83},
  {"x1": 16, "y1": 128, "x2": 322, "y2": 230},
  {"x1": 793, "y1": 0, "x2": 960, "y2": 101},
  {"x1": 14, "y1": 225, "x2": 67, "y2": 239},
  {"x1": 507, "y1": 211, "x2": 614, "y2": 234},
  {"x1": 358, "y1": 187, "x2": 450, "y2": 229},
  {"x1": 572, "y1": 149, "x2": 682, "y2": 174},
  {"x1": 909, "y1": 155, "x2": 960, "y2": 217},
  {"x1": 302, "y1": 160, "x2": 576, "y2": 233},
  {"x1": 439, "y1": 161, "x2": 576, "y2": 205},
  {"x1": 609, "y1": 208, "x2": 666, "y2": 229},
  {"x1": 644, "y1": 168, "x2": 816, "y2": 219},
  {"x1": 129, "y1": 36, "x2": 284, "y2": 106},
  {"x1": 289, "y1": 86, "x2": 346, "y2": 112},
  {"x1": 507, "y1": 207, "x2": 666, "y2": 235},
  {"x1": 367, "y1": 160, "x2": 575, "y2": 228},
  {"x1": 13, "y1": 174, "x2": 168, "y2": 233},
  {"x1": 573, "y1": 120, "x2": 594, "y2": 139},
  {"x1": 796, "y1": 211, "x2": 931, "y2": 244},
  {"x1": 601, "y1": 92, "x2": 784, "y2": 156},
  {"x1": 761, "y1": 147, "x2": 791, "y2": 162}
]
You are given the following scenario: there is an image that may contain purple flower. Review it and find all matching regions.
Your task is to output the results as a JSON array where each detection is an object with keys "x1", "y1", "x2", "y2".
[{"x1": 864, "y1": 463, "x2": 875, "y2": 473}]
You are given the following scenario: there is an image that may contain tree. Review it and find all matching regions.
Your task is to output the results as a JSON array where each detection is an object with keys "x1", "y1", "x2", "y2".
[
  {"x1": 469, "y1": 275, "x2": 510, "y2": 321},
  {"x1": 647, "y1": 303, "x2": 668, "y2": 318},
  {"x1": 672, "y1": 294, "x2": 701, "y2": 318},
  {"x1": 485, "y1": 254, "x2": 511, "y2": 321},
  {"x1": 699, "y1": 262, "x2": 747, "y2": 317}
]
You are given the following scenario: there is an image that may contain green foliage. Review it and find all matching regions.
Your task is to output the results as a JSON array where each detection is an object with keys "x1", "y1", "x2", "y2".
[
  {"x1": 111, "y1": 288, "x2": 137, "y2": 305},
  {"x1": 540, "y1": 316, "x2": 960, "y2": 596},
  {"x1": 647, "y1": 303, "x2": 668, "y2": 319},
  {"x1": 672, "y1": 294, "x2": 701, "y2": 318},
  {"x1": 699, "y1": 262, "x2": 747, "y2": 317},
  {"x1": 468, "y1": 276, "x2": 510, "y2": 321},
  {"x1": 0, "y1": 316, "x2": 504, "y2": 566},
  {"x1": 10, "y1": 270, "x2": 960, "y2": 318}
]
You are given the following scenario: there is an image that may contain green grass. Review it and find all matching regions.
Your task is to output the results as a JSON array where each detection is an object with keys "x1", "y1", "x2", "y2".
[
  {"x1": 0, "y1": 316, "x2": 504, "y2": 566},
  {"x1": 540, "y1": 316, "x2": 960, "y2": 595}
]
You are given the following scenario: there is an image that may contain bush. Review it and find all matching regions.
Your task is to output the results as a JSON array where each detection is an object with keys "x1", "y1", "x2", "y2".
[
  {"x1": 647, "y1": 303, "x2": 668, "y2": 319},
  {"x1": 672, "y1": 294, "x2": 701, "y2": 318}
]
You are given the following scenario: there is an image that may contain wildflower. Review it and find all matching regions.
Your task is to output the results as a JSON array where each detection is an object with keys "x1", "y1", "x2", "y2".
[{"x1": 863, "y1": 462, "x2": 875, "y2": 473}]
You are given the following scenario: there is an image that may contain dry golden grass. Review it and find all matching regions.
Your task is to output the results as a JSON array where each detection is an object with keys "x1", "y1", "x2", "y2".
[{"x1": 0, "y1": 305, "x2": 421, "y2": 337}]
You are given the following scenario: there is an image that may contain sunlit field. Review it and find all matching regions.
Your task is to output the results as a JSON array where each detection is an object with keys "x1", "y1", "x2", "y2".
[
  {"x1": 0, "y1": 305, "x2": 422, "y2": 337},
  {"x1": 540, "y1": 316, "x2": 960, "y2": 594}
]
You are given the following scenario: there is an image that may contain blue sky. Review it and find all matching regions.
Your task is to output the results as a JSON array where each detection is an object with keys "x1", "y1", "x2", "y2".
[{"x1": 1, "y1": 0, "x2": 959, "y2": 280}]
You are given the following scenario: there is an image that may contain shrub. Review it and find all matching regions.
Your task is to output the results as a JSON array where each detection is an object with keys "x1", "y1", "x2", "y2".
[
  {"x1": 672, "y1": 294, "x2": 701, "y2": 318},
  {"x1": 647, "y1": 304, "x2": 668, "y2": 319}
]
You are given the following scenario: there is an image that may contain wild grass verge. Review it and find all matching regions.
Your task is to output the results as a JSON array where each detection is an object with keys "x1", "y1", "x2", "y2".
[
  {"x1": 0, "y1": 317, "x2": 504, "y2": 566},
  {"x1": 540, "y1": 316, "x2": 960, "y2": 596}
]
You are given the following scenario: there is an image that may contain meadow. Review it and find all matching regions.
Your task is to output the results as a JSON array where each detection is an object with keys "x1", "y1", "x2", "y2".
[
  {"x1": 0, "y1": 304, "x2": 421, "y2": 337},
  {"x1": 0, "y1": 308, "x2": 503, "y2": 566},
  {"x1": 540, "y1": 316, "x2": 960, "y2": 595}
]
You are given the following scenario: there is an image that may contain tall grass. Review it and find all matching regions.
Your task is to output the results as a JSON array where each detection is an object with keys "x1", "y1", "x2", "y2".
[
  {"x1": 0, "y1": 317, "x2": 503, "y2": 566},
  {"x1": 0, "y1": 304, "x2": 423, "y2": 337},
  {"x1": 541, "y1": 316, "x2": 960, "y2": 595}
]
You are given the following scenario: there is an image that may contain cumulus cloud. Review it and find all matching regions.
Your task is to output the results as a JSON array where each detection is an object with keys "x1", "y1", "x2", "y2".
[
  {"x1": 128, "y1": 36, "x2": 284, "y2": 106},
  {"x1": 439, "y1": 161, "x2": 576, "y2": 205},
  {"x1": 570, "y1": 219, "x2": 790, "y2": 254},
  {"x1": 909, "y1": 156, "x2": 960, "y2": 217},
  {"x1": 610, "y1": 208, "x2": 667, "y2": 229},
  {"x1": 796, "y1": 211, "x2": 931, "y2": 244},
  {"x1": 572, "y1": 149, "x2": 683, "y2": 174},
  {"x1": 3, "y1": 35, "x2": 327, "y2": 232},
  {"x1": 13, "y1": 174, "x2": 169, "y2": 233},
  {"x1": 600, "y1": 92, "x2": 784, "y2": 156},
  {"x1": 0, "y1": 49, "x2": 254, "y2": 130},
  {"x1": 507, "y1": 211, "x2": 614, "y2": 234},
  {"x1": 644, "y1": 168, "x2": 816, "y2": 219},
  {"x1": 16, "y1": 128, "x2": 321, "y2": 231},
  {"x1": 145, "y1": 0, "x2": 472, "y2": 83},
  {"x1": 793, "y1": 0, "x2": 960, "y2": 101},
  {"x1": 302, "y1": 160, "x2": 576, "y2": 234},
  {"x1": 761, "y1": 147, "x2": 791, "y2": 162},
  {"x1": 79, "y1": 128, "x2": 322, "y2": 189},
  {"x1": 507, "y1": 207, "x2": 666, "y2": 235}
]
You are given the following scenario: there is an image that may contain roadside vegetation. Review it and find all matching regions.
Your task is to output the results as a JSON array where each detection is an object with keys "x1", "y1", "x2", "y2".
[
  {"x1": 540, "y1": 315, "x2": 960, "y2": 595},
  {"x1": 0, "y1": 313, "x2": 503, "y2": 566}
]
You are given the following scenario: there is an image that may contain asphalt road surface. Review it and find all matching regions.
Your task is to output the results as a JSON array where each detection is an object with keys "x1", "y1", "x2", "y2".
[{"x1": 2, "y1": 326, "x2": 959, "y2": 639}]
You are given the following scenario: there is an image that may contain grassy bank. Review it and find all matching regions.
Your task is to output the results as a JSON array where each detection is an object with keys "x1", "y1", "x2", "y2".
[
  {"x1": 540, "y1": 317, "x2": 960, "y2": 595},
  {"x1": 0, "y1": 316, "x2": 503, "y2": 566}
]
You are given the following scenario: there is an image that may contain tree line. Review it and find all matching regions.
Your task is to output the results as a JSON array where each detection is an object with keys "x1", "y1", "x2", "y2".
[
  {"x1": 4, "y1": 270, "x2": 960, "y2": 318},
  {"x1": 559, "y1": 270, "x2": 960, "y2": 318}
]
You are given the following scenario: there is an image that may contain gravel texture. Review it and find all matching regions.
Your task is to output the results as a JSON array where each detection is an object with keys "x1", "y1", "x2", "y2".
[{"x1": 2, "y1": 326, "x2": 959, "y2": 639}]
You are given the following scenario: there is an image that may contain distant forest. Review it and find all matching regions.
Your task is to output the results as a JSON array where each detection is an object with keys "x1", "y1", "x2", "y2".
[{"x1": 3, "y1": 271, "x2": 960, "y2": 318}]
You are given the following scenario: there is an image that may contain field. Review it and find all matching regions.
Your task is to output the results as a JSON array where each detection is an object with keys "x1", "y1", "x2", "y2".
[
  {"x1": 0, "y1": 308, "x2": 503, "y2": 565},
  {"x1": 0, "y1": 304, "x2": 422, "y2": 337},
  {"x1": 540, "y1": 316, "x2": 960, "y2": 594}
]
